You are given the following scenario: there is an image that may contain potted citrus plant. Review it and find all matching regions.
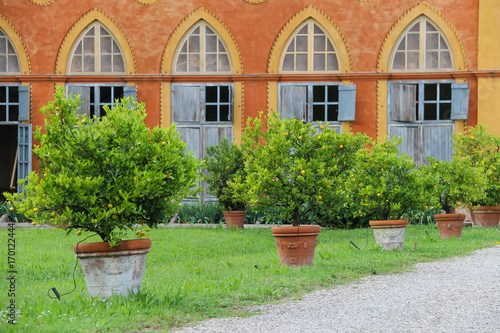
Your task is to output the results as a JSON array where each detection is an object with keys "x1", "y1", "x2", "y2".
[
  {"x1": 353, "y1": 138, "x2": 434, "y2": 250},
  {"x1": 419, "y1": 156, "x2": 487, "y2": 238},
  {"x1": 204, "y1": 137, "x2": 247, "y2": 228},
  {"x1": 4, "y1": 87, "x2": 201, "y2": 298},
  {"x1": 453, "y1": 125, "x2": 500, "y2": 227},
  {"x1": 232, "y1": 111, "x2": 369, "y2": 265}
]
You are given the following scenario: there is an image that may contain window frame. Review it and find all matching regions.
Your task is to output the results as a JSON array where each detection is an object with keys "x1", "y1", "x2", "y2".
[
  {"x1": 0, "y1": 30, "x2": 21, "y2": 74},
  {"x1": 0, "y1": 84, "x2": 20, "y2": 124},
  {"x1": 279, "y1": 19, "x2": 340, "y2": 74},
  {"x1": 67, "y1": 22, "x2": 126, "y2": 75},
  {"x1": 66, "y1": 83, "x2": 128, "y2": 118},
  {"x1": 390, "y1": 16, "x2": 454, "y2": 72}
]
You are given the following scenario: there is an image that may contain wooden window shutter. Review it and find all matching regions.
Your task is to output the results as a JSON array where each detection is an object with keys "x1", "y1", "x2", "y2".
[
  {"x1": 67, "y1": 85, "x2": 91, "y2": 117},
  {"x1": 123, "y1": 85, "x2": 137, "y2": 100},
  {"x1": 390, "y1": 84, "x2": 416, "y2": 122},
  {"x1": 18, "y1": 85, "x2": 30, "y2": 121},
  {"x1": 171, "y1": 84, "x2": 202, "y2": 123},
  {"x1": 17, "y1": 123, "x2": 32, "y2": 193},
  {"x1": 338, "y1": 84, "x2": 356, "y2": 121},
  {"x1": 279, "y1": 85, "x2": 307, "y2": 121},
  {"x1": 450, "y1": 83, "x2": 470, "y2": 120}
]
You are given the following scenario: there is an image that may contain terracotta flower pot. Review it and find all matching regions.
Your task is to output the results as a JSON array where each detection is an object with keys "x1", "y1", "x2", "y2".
[
  {"x1": 470, "y1": 206, "x2": 500, "y2": 228},
  {"x1": 369, "y1": 219, "x2": 408, "y2": 251},
  {"x1": 223, "y1": 210, "x2": 246, "y2": 228},
  {"x1": 271, "y1": 225, "x2": 321, "y2": 266},
  {"x1": 434, "y1": 213, "x2": 466, "y2": 239},
  {"x1": 73, "y1": 238, "x2": 152, "y2": 298}
]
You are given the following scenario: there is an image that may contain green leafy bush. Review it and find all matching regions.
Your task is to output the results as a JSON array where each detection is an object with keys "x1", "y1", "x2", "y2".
[
  {"x1": 0, "y1": 201, "x2": 30, "y2": 222},
  {"x1": 452, "y1": 125, "x2": 500, "y2": 206},
  {"x1": 346, "y1": 137, "x2": 435, "y2": 221},
  {"x1": 4, "y1": 87, "x2": 201, "y2": 245},
  {"x1": 232, "y1": 111, "x2": 369, "y2": 226},
  {"x1": 177, "y1": 201, "x2": 224, "y2": 224},
  {"x1": 419, "y1": 156, "x2": 487, "y2": 214},
  {"x1": 203, "y1": 138, "x2": 246, "y2": 211}
]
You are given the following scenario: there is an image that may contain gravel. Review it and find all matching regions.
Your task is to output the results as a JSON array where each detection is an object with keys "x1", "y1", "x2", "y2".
[{"x1": 175, "y1": 245, "x2": 500, "y2": 333}]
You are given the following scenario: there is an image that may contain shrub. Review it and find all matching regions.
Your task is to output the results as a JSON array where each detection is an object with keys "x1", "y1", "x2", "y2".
[
  {"x1": 4, "y1": 87, "x2": 201, "y2": 245},
  {"x1": 177, "y1": 201, "x2": 224, "y2": 224}
]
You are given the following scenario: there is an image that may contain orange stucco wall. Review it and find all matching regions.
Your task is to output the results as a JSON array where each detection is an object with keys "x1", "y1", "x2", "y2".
[{"x1": 0, "y1": 0, "x2": 483, "y2": 148}]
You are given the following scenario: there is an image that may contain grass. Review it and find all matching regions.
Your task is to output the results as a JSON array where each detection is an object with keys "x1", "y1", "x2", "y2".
[{"x1": 0, "y1": 225, "x2": 499, "y2": 332}]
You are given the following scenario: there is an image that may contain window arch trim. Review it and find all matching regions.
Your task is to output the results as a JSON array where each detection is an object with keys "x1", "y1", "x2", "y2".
[{"x1": 56, "y1": 9, "x2": 136, "y2": 75}]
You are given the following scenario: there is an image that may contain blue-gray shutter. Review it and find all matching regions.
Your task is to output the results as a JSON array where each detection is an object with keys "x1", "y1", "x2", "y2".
[
  {"x1": 17, "y1": 124, "x2": 32, "y2": 193},
  {"x1": 423, "y1": 124, "x2": 453, "y2": 164},
  {"x1": 389, "y1": 125, "x2": 419, "y2": 163},
  {"x1": 123, "y1": 85, "x2": 137, "y2": 100},
  {"x1": 338, "y1": 84, "x2": 356, "y2": 121},
  {"x1": 279, "y1": 85, "x2": 307, "y2": 121},
  {"x1": 451, "y1": 83, "x2": 470, "y2": 120},
  {"x1": 390, "y1": 84, "x2": 416, "y2": 122},
  {"x1": 67, "y1": 85, "x2": 91, "y2": 117},
  {"x1": 18, "y1": 85, "x2": 30, "y2": 121}
]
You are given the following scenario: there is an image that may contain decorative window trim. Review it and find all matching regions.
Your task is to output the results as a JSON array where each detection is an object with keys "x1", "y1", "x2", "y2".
[
  {"x1": 56, "y1": 9, "x2": 136, "y2": 75},
  {"x1": 135, "y1": 0, "x2": 161, "y2": 5},
  {"x1": 161, "y1": 7, "x2": 242, "y2": 75},
  {"x1": 29, "y1": 0, "x2": 56, "y2": 5},
  {"x1": 377, "y1": 2, "x2": 467, "y2": 72},
  {"x1": 173, "y1": 21, "x2": 232, "y2": 74},
  {"x1": 242, "y1": 0, "x2": 267, "y2": 4},
  {"x1": 268, "y1": 5, "x2": 352, "y2": 74},
  {"x1": 0, "y1": 15, "x2": 30, "y2": 74}
]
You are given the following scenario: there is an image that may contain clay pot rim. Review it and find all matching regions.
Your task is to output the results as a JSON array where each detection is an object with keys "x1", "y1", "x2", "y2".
[
  {"x1": 434, "y1": 213, "x2": 466, "y2": 219},
  {"x1": 73, "y1": 238, "x2": 152, "y2": 254},
  {"x1": 471, "y1": 206, "x2": 500, "y2": 211},
  {"x1": 222, "y1": 210, "x2": 247, "y2": 215},
  {"x1": 271, "y1": 225, "x2": 321, "y2": 236},
  {"x1": 369, "y1": 219, "x2": 408, "y2": 228}
]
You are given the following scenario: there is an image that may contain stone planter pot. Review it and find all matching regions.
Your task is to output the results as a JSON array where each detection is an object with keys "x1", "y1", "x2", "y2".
[
  {"x1": 73, "y1": 238, "x2": 152, "y2": 298},
  {"x1": 434, "y1": 213, "x2": 466, "y2": 239},
  {"x1": 271, "y1": 225, "x2": 321, "y2": 266},
  {"x1": 223, "y1": 210, "x2": 246, "y2": 228},
  {"x1": 470, "y1": 206, "x2": 500, "y2": 228},
  {"x1": 369, "y1": 219, "x2": 408, "y2": 251}
]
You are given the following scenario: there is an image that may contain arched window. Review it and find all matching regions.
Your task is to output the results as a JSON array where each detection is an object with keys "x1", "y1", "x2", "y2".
[
  {"x1": 391, "y1": 16, "x2": 453, "y2": 71},
  {"x1": 280, "y1": 19, "x2": 339, "y2": 73},
  {"x1": 68, "y1": 22, "x2": 125, "y2": 74},
  {"x1": 0, "y1": 29, "x2": 20, "y2": 73},
  {"x1": 174, "y1": 21, "x2": 231, "y2": 74}
]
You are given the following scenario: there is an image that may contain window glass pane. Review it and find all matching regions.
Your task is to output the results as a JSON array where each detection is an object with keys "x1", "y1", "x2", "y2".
[
  {"x1": 100, "y1": 86, "x2": 112, "y2": 103},
  {"x1": 313, "y1": 24, "x2": 322, "y2": 34},
  {"x1": 176, "y1": 54, "x2": 187, "y2": 72},
  {"x1": 0, "y1": 87, "x2": 6, "y2": 102},
  {"x1": 314, "y1": 54, "x2": 325, "y2": 71},
  {"x1": 70, "y1": 56, "x2": 82, "y2": 72},
  {"x1": 188, "y1": 36, "x2": 200, "y2": 52},
  {"x1": 286, "y1": 41, "x2": 294, "y2": 52},
  {"x1": 9, "y1": 86, "x2": 18, "y2": 103},
  {"x1": 409, "y1": 22, "x2": 420, "y2": 32},
  {"x1": 188, "y1": 54, "x2": 199, "y2": 71},
  {"x1": 206, "y1": 35, "x2": 217, "y2": 52},
  {"x1": 220, "y1": 105, "x2": 229, "y2": 121},
  {"x1": 439, "y1": 84, "x2": 451, "y2": 100},
  {"x1": 206, "y1": 86, "x2": 218, "y2": 103},
  {"x1": 426, "y1": 33, "x2": 438, "y2": 50},
  {"x1": 426, "y1": 21, "x2": 437, "y2": 32},
  {"x1": 101, "y1": 36, "x2": 112, "y2": 53},
  {"x1": 206, "y1": 105, "x2": 218, "y2": 121},
  {"x1": 397, "y1": 37, "x2": 406, "y2": 51},
  {"x1": 425, "y1": 51, "x2": 439, "y2": 69},
  {"x1": 101, "y1": 55, "x2": 112, "y2": 72},
  {"x1": 113, "y1": 55, "x2": 125, "y2": 72},
  {"x1": 84, "y1": 55, "x2": 95, "y2": 72},
  {"x1": 407, "y1": 33, "x2": 419, "y2": 50},
  {"x1": 180, "y1": 42, "x2": 187, "y2": 53},
  {"x1": 440, "y1": 103, "x2": 451, "y2": 120},
  {"x1": 326, "y1": 40, "x2": 334, "y2": 52},
  {"x1": 218, "y1": 54, "x2": 230, "y2": 72},
  {"x1": 327, "y1": 105, "x2": 338, "y2": 121},
  {"x1": 298, "y1": 25, "x2": 307, "y2": 34},
  {"x1": 0, "y1": 38, "x2": 6, "y2": 53},
  {"x1": 313, "y1": 104, "x2": 325, "y2": 121},
  {"x1": 314, "y1": 35, "x2": 325, "y2": 52},
  {"x1": 283, "y1": 54, "x2": 294, "y2": 71},
  {"x1": 9, "y1": 105, "x2": 18, "y2": 122},
  {"x1": 220, "y1": 86, "x2": 229, "y2": 102},
  {"x1": 8, "y1": 56, "x2": 19, "y2": 72},
  {"x1": 424, "y1": 84, "x2": 437, "y2": 100},
  {"x1": 440, "y1": 51, "x2": 452, "y2": 68},
  {"x1": 0, "y1": 57, "x2": 5, "y2": 72},
  {"x1": 296, "y1": 54, "x2": 307, "y2": 70},
  {"x1": 407, "y1": 52, "x2": 419, "y2": 69},
  {"x1": 424, "y1": 103, "x2": 437, "y2": 120},
  {"x1": 83, "y1": 36, "x2": 94, "y2": 54},
  {"x1": 327, "y1": 53, "x2": 338, "y2": 70},
  {"x1": 0, "y1": 105, "x2": 6, "y2": 121},
  {"x1": 328, "y1": 86, "x2": 339, "y2": 102},
  {"x1": 313, "y1": 86, "x2": 325, "y2": 102},
  {"x1": 393, "y1": 52, "x2": 405, "y2": 69},
  {"x1": 296, "y1": 36, "x2": 307, "y2": 52},
  {"x1": 206, "y1": 54, "x2": 217, "y2": 72}
]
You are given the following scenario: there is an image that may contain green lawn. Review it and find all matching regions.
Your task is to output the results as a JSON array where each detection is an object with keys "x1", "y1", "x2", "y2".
[{"x1": 1, "y1": 225, "x2": 499, "y2": 332}]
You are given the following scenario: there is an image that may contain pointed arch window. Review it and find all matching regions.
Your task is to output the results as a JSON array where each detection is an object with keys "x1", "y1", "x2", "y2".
[
  {"x1": 0, "y1": 30, "x2": 20, "y2": 73},
  {"x1": 68, "y1": 22, "x2": 125, "y2": 74},
  {"x1": 281, "y1": 20, "x2": 339, "y2": 73},
  {"x1": 174, "y1": 21, "x2": 232, "y2": 74},
  {"x1": 391, "y1": 16, "x2": 453, "y2": 71}
]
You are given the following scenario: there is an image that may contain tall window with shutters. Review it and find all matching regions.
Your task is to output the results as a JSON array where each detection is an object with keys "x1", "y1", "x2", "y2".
[{"x1": 278, "y1": 19, "x2": 355, "y2": 130}]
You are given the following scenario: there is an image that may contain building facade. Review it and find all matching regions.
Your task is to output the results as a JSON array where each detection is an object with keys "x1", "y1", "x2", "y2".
[{"x1": 0, "y1": 0, "x2": 499, "y2": 198}]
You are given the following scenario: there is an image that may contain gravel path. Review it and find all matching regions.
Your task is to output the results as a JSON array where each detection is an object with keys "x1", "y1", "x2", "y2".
[{"x1": 175, "y1": 245, "x2": 500, "y2": 333}]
